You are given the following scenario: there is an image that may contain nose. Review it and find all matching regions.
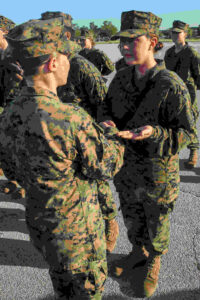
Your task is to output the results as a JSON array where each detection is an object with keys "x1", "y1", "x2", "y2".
[{"x1": 122, "y1": 43, "x2": 129, "y2": 50}]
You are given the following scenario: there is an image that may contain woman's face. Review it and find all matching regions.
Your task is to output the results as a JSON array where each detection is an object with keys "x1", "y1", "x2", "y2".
[
  {"x1": 120, "y1": 35, "x2": 151, "y2": 66},
  {"x1": 84, "y1": 38, "x2": 93, "y2": 49}
]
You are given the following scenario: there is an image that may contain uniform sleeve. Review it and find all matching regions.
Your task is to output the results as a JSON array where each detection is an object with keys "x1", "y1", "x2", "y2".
[
  {"x1": 149, "y1": 84, "x2": 196, "y2": 156},
  {"x1": 96, "y1": 50, "x2": 115, "y2": 76},
  {"x1": 75, "y1": 112, "x2": 124, "y2": 180},
  {"x1": 190, "y1": 47, "x2": 200, "y2": 89}
]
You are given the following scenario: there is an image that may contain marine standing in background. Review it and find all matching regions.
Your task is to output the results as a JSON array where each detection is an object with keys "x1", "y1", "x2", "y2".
[
  {"x1": 99, "y1": 10, "x2": 196, "y2": 298},
  {"x1": 0, "y1": 17, "x2": 124, "y2": 299},
  {"x1": 78, "y1": 29, "x2": 115, "y2": 80},
  {"x1": 41, "y1": 11, "x2": 120, "y2": 253},
  {"x1": 164, "y1": 20, "x2": 200, "y2": 168}
]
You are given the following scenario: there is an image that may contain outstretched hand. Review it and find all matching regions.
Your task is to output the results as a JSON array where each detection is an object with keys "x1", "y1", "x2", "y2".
[
  {"x1": 117, "y1": 125, "x2": 154, "y2": 140},
  {"x1": 99, "y1": 120, "x2": 116, "y2": 128}
]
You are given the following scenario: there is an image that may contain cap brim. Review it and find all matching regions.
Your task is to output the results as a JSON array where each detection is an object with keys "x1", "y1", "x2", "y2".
[{"x1": 111, "y1": 29, "x2": 147, "y2": 40}]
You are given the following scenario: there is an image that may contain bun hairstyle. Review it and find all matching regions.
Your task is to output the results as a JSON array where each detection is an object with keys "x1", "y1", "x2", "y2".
[
  {"x1": 147, "y1": 33, "x2": 163, "y2": 53},
  {"x1": 154, "y1": 41, "x2": 164, "y2": 52}
]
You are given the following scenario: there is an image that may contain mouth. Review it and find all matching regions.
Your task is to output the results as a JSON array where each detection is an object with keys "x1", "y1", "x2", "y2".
[{"x1": 124, "y1": 54, "x2": 132, "y2": 58}]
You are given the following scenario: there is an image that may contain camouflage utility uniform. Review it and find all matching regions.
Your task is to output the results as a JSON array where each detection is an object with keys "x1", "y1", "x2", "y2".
[
  {"x1": 0, "y1": 17, "x2": 125, "y2": 299},
  {"x1": 58, "y1": 54, "x2": 117, "y2": 221},
  {"x1": 0, "y1": 86, "x2": 124, "y2": 299},
  {"x1": 164, "y1": 42, "x2": 200, "y2": 152},
  {"x1": 100, "y1": 60, "x2": 195, "y2": 254},
  {"x1": 0, "y1": 15, "x2": 17, "y2": 110},
  {"x1": 0, "y1": 48, "x2": 23, "y2": 109},
  {"x1": 79, "y1": 47, "x2": 115, "y2": 76}
]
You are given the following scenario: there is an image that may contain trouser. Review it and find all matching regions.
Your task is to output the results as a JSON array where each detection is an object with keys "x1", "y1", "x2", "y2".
[
  {"x1": 187, "y1": 98, "x2": 199, "y2": 150},
  {"x1": 97, "y1": 180, "x2": 117, "y2": 221},
  {"x1": 117, "y1": 190, "x2": 176, "y2": 254},
  {"x1": 25, "y1": 201, "x2": 107, "y2": 299},
  {"x1": 187, "y1": 122, "x2": 199, "y2": 150},
  {"x1": 49, "y1": 261, "x2": 107, "y2": 300},
  {"x1": 114, "y1": 154, "x2": 180, "y2": 254}
]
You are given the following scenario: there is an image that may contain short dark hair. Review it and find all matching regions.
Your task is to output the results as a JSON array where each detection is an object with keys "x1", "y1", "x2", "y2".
[{"x1": 19, "y1": 55, "x2": 50, "y2": 76}]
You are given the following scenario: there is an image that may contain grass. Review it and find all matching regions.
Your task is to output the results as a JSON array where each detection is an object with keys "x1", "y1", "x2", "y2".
[{"x1": 96, "y1": 39, "x2": 200, "y2": 44}]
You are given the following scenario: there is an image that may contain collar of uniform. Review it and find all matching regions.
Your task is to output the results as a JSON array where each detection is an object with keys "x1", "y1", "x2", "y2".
[
  {"x1": 21, "y1": 86, "x2": 59, "y2": 101},
  {"x1": 147, "y1": 59, "x2": 166, "y2": 81},
  {"x1": 133, "y1": 59, "x2": 165, "y2": 88},
  {"x1": 174, "y1": 42, "x2": 188, "y2": 54}
]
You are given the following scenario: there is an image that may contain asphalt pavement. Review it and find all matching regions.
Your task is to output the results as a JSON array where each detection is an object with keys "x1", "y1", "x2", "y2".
[{"x1": 0, "y1": 44, "x2": 200, "y2": 300}]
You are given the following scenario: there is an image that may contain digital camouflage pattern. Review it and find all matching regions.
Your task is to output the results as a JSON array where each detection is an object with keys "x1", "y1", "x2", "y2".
[
  {"x1": 58, "y1": 54, "x2": 107, "y2": 119},
  {"x1": 164, "y1": 43, "x2": 200, "y2": 150},
  {"x1": 171, "y1": 20, "x2": 189, "y2": 33},
  {"x1": 0, "y1": 49, "x2": 23, "y2": 108},
  {"x1": 0, "y1": 15, "x2": 15, "y2": 32},
  {"x1": 41, "y1": 11, "x2": 73, "y2": 28},
  {"x1": 6, "y1": 18, "x2": 80, "y2": 59},
  {"x1": 0, "y1": 86, "x2": 124, "y2": 298},
  {"x1": 111, "y1": 10, "x2": 162, "y2": 40},
  {"x1": 99, "y1": 60, "x2": 195, "y2": 254},
  {"x1": 79, "y1": 48, "x2": 115, "y2": 76},
  {"x1": 58, "y1": 54, "x2": 117, "y2": 221}
]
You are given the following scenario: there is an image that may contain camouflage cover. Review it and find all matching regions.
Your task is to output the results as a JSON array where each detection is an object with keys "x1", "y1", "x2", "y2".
[
  {"x1": 171, "y1": 20, "x2": 189, "y2": 33},
  {"x1": 0, "y1": 15, "x2": 15, "y2": 32},
  {"x1": 111, "y1": 10, "x2": 162, "y2": 40},
  {"x1": 6, "y1": 18, "x2": 80, "y2": 58},
  {"x1": 41, "y1": 11, "x2": 73, "y2": 28}
]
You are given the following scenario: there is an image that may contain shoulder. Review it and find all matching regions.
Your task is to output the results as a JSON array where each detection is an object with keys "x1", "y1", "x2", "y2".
[
  {"x1": 70, "y1": 54, "x2": 97, "y2": 71},
  {"x1": 156, "y1": 68, "x2": 189, "y2": 97},
  {"x1": 165, "y1": 45, "x2": 175, "y2": 55},
  {"x1": 186, "y1": 44, "x2": 200, "y2": 57}
]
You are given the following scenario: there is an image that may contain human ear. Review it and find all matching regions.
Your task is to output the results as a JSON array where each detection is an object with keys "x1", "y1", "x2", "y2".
[
  {"x1": 47, "y1": 57, "x2": 58, "y2": 72},
  {"x1": 65, "y1": 31, "x2": 71, "y2": 40},
  {"x1": 150, "y1": 36, "x2": 158, "y2": 49}
]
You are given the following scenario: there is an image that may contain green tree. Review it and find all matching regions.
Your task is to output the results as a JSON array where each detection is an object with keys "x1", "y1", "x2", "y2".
[{"x1": 100, "y1": 21, "x2": 118, "y2": 39}]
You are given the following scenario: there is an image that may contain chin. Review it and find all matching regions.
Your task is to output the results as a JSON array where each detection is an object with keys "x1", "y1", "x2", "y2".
[{"x1": 126, "y1": 60, "x2": 137, "y2": 66}]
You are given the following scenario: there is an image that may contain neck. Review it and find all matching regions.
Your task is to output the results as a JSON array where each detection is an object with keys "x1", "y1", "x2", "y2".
[
  {"x1": 136, "y1": 57, "x2": 157, "y2": 78},
  {"x1": 175, "y1": 42, "x2": 185, "y2": 51},
  {"x1": 26, "y1": 74, "x2": 58, "y2": 95}
]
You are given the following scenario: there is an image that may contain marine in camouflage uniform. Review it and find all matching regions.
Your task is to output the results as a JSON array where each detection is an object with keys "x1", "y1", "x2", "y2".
[
  {"x1": 99, "y1": 10, "x2": 196, "y2": 297},
  {"x1": 40, "y1": 12, "x2": 119, "y2": 252},
  {"x1": 164, "y1": 20, "x2": 200, "y2": 168},
  {"x1": 0, "y1": 15, "x2": 24, "y2": 196},
  {"x1": 0, "y1": 17, "x2": 124, "y2": 299},
  {"x1": 78, "y1": 29, "x2": 115, "y2": 78},
  {"x1": 0, "y1": 15, "x2": 19, "y2": 109}
]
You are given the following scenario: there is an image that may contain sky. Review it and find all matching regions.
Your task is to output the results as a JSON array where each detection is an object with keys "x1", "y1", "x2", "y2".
[{"x1": 1, "y1": 0, "x2": 200, "y2": 25}]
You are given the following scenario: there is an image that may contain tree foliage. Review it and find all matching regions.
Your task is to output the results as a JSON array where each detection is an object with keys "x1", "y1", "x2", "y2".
[{"x1": 72, "y1": 20, "x2": 118, "y2": 41}]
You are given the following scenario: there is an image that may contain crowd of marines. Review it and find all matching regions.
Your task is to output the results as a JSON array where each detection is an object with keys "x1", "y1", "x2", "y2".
[{"x1": 0, "y1": 8, "x2": 199, "y2": 300}]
